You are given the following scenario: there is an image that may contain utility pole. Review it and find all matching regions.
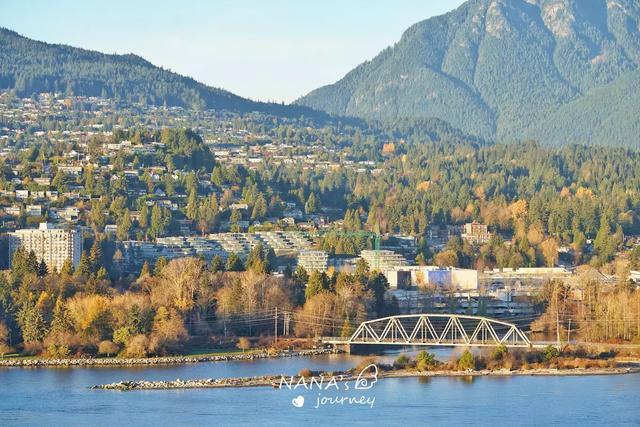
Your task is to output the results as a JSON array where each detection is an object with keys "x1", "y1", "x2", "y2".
[
  {"x1": 567, "y1": 319, "x2": 571, "y2": 344},
  {"x1": 274, "y1": 307, "x2": 278, "y2": 346},
  {"x1": 284, "y1": 312, "x2": 291, "y2": 336},
  {"x1": 223, "y1": 315, "x2": 227, "y2": 337}
]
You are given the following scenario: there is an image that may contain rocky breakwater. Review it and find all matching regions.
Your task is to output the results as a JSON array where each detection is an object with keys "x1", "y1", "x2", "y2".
[
  {"x1": 0, "y1": 349, "x2": 334, "y2": 368},
  {"x1": 93, "y1": 375, "x2": 286, "y2": 391}
]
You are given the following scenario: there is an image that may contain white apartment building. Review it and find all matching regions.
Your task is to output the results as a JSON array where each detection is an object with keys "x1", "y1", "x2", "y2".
[
  {"x1": 297, "y1": 250, "x2": 329, "y2": 272},
  {"x1": 8, "y1": 223, "x2": 83, "y2": 271},
  {"x1": 360, "y1": 250, "x2": 408, "y2": 272}
]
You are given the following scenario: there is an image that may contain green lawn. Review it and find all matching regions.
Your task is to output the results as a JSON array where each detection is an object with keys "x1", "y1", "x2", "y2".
[{"x1": 183, "y1": 347, "x2": 264, "y2": 357}]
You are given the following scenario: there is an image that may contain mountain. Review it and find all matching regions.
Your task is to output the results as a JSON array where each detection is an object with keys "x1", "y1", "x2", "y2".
[
  {"x1": 296, "y1": 0, "x2": 640, "y2": 147},
  {"x1": 0, "y1": 28, "x2": 322, "y2": 119}
]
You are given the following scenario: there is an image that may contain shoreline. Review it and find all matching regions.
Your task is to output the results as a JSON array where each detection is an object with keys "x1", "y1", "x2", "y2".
[
  {"x1": 92, "y1": 364, "x2": 640, "y2": 391},
  {"x1": 0, "y1": 349, "x2": 335, "y2": 368}
]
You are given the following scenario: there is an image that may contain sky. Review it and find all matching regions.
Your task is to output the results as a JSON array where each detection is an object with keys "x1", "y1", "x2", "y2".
[{"x1": 1, "y1": 0, "x2": 466, "y2": 103}]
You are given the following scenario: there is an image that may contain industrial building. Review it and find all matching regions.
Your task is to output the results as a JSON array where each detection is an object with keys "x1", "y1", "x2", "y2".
[{"x1": 385, "y1": 266, "x2": 478, "y2": 291}]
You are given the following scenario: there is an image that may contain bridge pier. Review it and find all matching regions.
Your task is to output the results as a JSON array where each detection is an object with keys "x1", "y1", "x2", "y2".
[{"x1": 346, "y1": 344, "x2": 392, "y2": 355}]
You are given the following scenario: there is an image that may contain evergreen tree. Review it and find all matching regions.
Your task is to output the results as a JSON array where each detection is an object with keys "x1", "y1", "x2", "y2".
[
  {"x1": 305, "y1": 271, "x2": 328, "y2": 301},
  {"x1": 50, "y1": 298, "x2": 73, "y2": 335},
  {"x1": 17, "y1": 300, "x2": 46, "y2": 344},
  {"x1": 246, "y1": 244, "x2": 266, "y2": 274},
  {"x1": 305, "y1": 192, "x2": 318, "y2": 214},
  {"x1": 225, "y1": 253, "x2": 244, "y2": 272},
  {"x1": 251, "y1": 193, "x2": 267, "y2": 220},
  {"x1": 367, "y1": 271, "x2": 389, "y2": 315},
  {"x1": 59, "y1": 258, "x2": 74, "y2": 278},
  {"x1": 89, "y1": 239, "x2": 103, "y2": 274},
  {"x1": 186, "y1": 189, "x2": 198, "y2": 220},
  {"x1": 26, "y1": 251, "x2": 39, "y2": 275},
  {"x1": 75, "y1": 253, "x2": 92, "y2": 278},
  {"x1": 154, "y1": 257, "x2": 168, "y2": 276},
  {"x1": 139, "y1": 204, "x2": 150, "y2": 231},
  {"x1": 293, "y1": 265, "x2": 309, "y2": 286},
  {"x1": 150, "y1": 204, "x2": 168, "y2": 238},
  {"x1": 139, "y1": 261, "x2": 151, "y2": 279},
  {"x1": 210, "y1": 255, "x2": 225, "y2": 273},
  {"x1": 264, "y1": 248, "x2": 277, "y2": 274},
  {"x1": 96, "y1": 267, "x2": 108, "y2": 280},
  {"x1": 37, "y1": 259, "x2": 48, "y2": 277},
  {"x1": 10, "y1": 247, "x2": 28, "y2": 285},
  {"x1": 117, "y1": 209, "x2": 132, "y2": 241}
]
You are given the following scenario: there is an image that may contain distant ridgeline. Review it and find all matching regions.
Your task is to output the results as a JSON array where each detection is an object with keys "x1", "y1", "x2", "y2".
[
  {"x1": 0, "y1": 28, "x2": 324, "y2": 120},
  {"x1": 296, "y1": 0, "x2": 640, "y2": 148}
]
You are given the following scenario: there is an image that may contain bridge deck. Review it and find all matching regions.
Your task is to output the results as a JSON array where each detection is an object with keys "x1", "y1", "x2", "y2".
[
  {"x1": 320, "y1": 337, "x2": 553, "y2": 349},
  {"x1": 323, "y1": 314, "x2": 549, "y2": 349}
]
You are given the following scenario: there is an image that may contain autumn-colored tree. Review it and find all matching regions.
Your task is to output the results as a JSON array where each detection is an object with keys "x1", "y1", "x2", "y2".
[
  {"x1": 435, "y1": 250, "x2": 459, "y2": 267},
  {"x1": 236, "y1": 337, "x2": 251, "y2": 353},
  {"x1": 294, "y1": 292, "x2": 336, "y2": 338},
  {"x1": 98, "y1": 340, "x2": 119, "y2": 357},
  {"x1": 66, "y1": 294, "x2": 112, "y2": 340},
  {"x1": 148, "y1": 306, "x2": 187, "y2": 355},
  {"x1": 540, "y1": 238, "x2": 559, "y2": 267},
  {"x1": 151, "y1": 258, "x2": 206, "y2": 314}
]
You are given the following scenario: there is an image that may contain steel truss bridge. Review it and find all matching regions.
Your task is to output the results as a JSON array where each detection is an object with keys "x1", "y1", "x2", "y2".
[{"x1": 323, "y1": 314, "x2": 536, "y2": 348}]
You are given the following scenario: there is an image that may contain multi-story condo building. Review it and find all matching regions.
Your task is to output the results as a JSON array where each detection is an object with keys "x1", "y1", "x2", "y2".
[
  {"x1": 8, "y1": 223, "x2": 83, "y2": 271},
  {"x1": 360, "y1": 249, "x2": 408, "y2": 272},
  {"x1": 297, "y1": 250, "x2": 329, "y2": 272},
  {"x1": 461, "y1": 221, "x2": 491, "y2": 245}
]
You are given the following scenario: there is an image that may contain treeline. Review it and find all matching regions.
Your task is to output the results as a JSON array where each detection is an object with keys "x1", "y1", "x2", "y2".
[
  {"x1": 0, "y1": 243, "x2": 396, "y2": 357},
  {"x1": 533, "y1": 279, "x2": 640, "y2": 344}
]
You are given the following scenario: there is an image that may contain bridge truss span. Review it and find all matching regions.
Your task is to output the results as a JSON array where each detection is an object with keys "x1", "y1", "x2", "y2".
[{"x1": 349, "y1": 314, "x2": 532, "y2": 348}]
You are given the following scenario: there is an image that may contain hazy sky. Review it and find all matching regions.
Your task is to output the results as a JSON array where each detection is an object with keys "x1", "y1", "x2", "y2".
[{"x1": 1, "y1": 0, "x2": 466, "y2": 102}]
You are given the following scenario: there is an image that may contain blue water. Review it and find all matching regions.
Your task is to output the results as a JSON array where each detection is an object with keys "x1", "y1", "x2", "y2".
[{"x1": 1, "y1": 352, "x2": 639, "y2": 426}]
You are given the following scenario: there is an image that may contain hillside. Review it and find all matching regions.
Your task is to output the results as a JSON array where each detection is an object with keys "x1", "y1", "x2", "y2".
[
  {"x1": 0, "y1": 28, "x2": 321, "y2": 119},
  {"x1": 296, "y1": 0, "x2": 640, "y2": 147}
]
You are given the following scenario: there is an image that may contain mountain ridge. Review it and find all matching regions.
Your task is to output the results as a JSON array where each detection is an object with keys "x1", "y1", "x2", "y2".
[
  {"x1": 295, "y1": 0, "x2": 640, "y2": 147},
  {"x1": 0, "y1": 27, "x2": 325, "y2": 119}
]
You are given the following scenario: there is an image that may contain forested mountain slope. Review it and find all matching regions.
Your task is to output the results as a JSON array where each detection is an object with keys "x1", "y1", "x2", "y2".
[
  {"x1": 296, "y1": 0, "x2": 640, "y2": 147},
  {"x1": 0, "y1": 28, "x2": 322, "y2": 118}
]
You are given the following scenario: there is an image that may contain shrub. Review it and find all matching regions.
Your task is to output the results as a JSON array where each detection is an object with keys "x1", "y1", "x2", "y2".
[
  {"x1": 543, "y1": 345, "x2": 560, "y2": 362},
  {"x1": 298, "y1": 368, "x2": 313, "y2": 378},
  {"x1": 491, "y1": 345, "x2": 508, "y2": 362},
  {"x1": 355, "y1": 357, "x2": 379, "y2": 372},
  {"x1": 47, "y1": 343, "x2": 70, "y2": 359},
  {"x1": 23, "y1": 341, "x2": 43, "y2": 356},
  {"x1": 393, "y1": 354, "x2": 412, "y2": 370},
  {"x1": 416, "y1": 351, "x2": 437, "y2": 371},
  {"x1": 98, "y1": 340, "x2": 120, "y2": 357},
  {"x1": 112, "y1": 327, "x2": 132, "y2": 346},
  {"x1": 0, "y1": 343, "x2": 13, "y2": 357},
  {"x1": 121, "y1": 334, "x2": 148, "y2": 358},
  {"x1": 458, "y1": 350, "x2": 476, "y2": 371}
]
